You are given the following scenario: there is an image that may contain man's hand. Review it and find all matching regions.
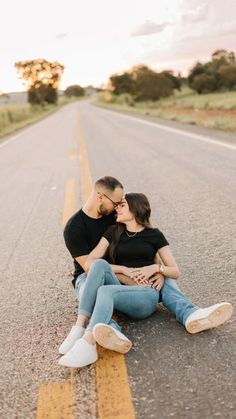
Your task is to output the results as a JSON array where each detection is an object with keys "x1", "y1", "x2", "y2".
[
  {"x1": 130, "y1": 265, "x2": 158, "y2": 281},
  {"x1": 148, "y1": 273, "x2": 165, "y2": 291},
  {"x1": 116, "y1": 273, "x2": 136, "y2": 285},
  {"x1": 116, "y1": 273, "x2": 150, "y2": 286}
]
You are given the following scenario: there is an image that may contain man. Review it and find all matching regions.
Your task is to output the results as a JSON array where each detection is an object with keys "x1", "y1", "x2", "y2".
[{"x1": 60, "y1": 176, "x2": 140, "y2": 354}]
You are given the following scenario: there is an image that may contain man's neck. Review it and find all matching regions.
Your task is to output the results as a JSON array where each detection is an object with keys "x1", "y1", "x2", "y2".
[{"x1": 82, "y1": 197, "x2": 102, "y2": 219}]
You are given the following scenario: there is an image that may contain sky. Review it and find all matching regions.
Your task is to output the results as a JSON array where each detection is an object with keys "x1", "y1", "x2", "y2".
[{"x1": 1, "y1": 0, "x2": 236, "y2": 92}]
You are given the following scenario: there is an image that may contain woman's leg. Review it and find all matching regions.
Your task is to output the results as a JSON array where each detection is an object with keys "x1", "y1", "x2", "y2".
[{"x1": 86, "y1": 284, "x2": 160, "y2": 331}]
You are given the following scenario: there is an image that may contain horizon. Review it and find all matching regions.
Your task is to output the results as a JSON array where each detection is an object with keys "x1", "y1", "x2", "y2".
[{"x1": 1, "y1": 0, "x2": 236, "y2": 93}]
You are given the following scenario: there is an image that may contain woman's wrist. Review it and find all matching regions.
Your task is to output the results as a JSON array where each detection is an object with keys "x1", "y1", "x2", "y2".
[{"x1": 153, "y1": 264, "x2": 160, "y2": 274}]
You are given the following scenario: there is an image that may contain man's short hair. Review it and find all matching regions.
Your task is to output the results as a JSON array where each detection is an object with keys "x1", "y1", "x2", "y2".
[{"x1": 95, "y1": 176, "x2": 123, "y2": 191}]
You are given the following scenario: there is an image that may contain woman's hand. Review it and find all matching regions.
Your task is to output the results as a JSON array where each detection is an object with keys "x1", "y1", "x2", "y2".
[
  {"x1": 121, "y1": 266, "x2": 137, "y2": 277},
  {"x1": 129, "y1": 265, "x2": 158, "y2": 282},
  {"x1": 148, "y1": 273, "x2": 165, "y2": 291}
]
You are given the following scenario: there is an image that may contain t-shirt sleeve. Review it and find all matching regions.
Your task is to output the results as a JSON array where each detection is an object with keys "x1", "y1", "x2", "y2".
[
  {"x1": 154, "y1": 229, "x2": 169, "y2": 251},
  {"x1": 103, "y1": 225, "x2": 116, "y2": 244},
  {"x1": 63, "y1": 223, "x2": 90, "y2": 258}
]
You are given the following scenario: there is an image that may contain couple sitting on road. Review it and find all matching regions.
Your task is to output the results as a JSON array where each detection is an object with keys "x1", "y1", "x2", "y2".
[{"x1": 59, "y1": 176, "x2": 233, "y2": 368}]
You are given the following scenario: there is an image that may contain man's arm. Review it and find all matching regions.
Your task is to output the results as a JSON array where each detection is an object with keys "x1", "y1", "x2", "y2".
[
  {"x1": 75, "y1": 255, "x2": 89, "y2": 272},
  {"x1": 116, "y1": 273, "x2": 136, "y2": 285}
]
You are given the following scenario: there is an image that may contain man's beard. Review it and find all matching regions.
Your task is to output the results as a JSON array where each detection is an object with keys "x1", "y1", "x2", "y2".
[{"x1": 98, "y1": 203, "x2": 111, "y2": 216}]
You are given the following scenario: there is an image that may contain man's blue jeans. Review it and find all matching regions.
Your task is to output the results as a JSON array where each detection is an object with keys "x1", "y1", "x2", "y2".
[{"x1": 77, "y1": 260, "x2": 198, "y2": 331}]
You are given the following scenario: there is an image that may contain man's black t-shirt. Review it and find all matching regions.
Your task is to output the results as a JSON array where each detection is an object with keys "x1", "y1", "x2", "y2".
[
  {"x1": 103, "y1": 226, "x2": 169, "y2": 267},
  {"x1": 64, "y1": 209, "x2": 116, "y2": 286}
]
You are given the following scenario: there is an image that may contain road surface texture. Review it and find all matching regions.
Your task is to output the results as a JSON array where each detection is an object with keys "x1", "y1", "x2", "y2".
[{"x1": 0, "y1": 100, "x2": 235, "y2": 419}]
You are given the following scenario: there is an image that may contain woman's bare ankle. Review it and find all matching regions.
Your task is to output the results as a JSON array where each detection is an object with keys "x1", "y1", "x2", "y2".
[
  {"x1": 75, "y1": 314, "x2": 89, "y2": 328},
  {"x1": 83, "y1": 331, "x2": 96, "y2": 345}
]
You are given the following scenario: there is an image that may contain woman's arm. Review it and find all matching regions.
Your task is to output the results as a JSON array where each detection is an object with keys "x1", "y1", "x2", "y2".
[{"x1": 130, "y1": 245, "x2": 181, "y2": 281}]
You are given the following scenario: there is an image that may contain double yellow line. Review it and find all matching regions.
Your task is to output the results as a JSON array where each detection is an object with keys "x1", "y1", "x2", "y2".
[{"x1": 36, "y1": 118, "x2": 135, "y2": 419}]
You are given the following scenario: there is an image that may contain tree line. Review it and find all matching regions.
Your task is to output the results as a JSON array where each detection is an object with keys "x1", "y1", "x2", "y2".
[
  {"x1": 13, "y1": 49, "x2": 236, "y2": 106},
  {"x1": 109, "y1": 49, "x2": 236, "y2": 101}
]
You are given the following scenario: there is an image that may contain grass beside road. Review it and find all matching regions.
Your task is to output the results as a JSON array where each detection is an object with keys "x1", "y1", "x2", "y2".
[
  {"x1": 95, "y1": 88, "x2": 236, "y2": 133},
  {"x1": 0, "y1": 97, "x2": 79, "y2": 140}
]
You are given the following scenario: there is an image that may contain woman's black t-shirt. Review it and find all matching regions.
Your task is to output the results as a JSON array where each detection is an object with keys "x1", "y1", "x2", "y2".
[{"x1": 103, "y1": 226, "x2": 169, "y2": 267}]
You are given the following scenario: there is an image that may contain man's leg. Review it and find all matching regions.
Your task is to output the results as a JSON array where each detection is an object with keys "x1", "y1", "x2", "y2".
[
  {"x1": 160, "y1": 278, "x2": 233, "y2": 333},
  {"x1": 160, "y1": 278, "x2": 198, "y2": 325}
]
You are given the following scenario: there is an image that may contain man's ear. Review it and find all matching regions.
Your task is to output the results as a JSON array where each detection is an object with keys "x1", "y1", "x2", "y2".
[{"x1": 97, "y1": 192, "x2": 103, "y2": 202}]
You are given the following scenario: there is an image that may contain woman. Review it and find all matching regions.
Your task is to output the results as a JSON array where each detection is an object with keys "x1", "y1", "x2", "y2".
[{"x1": 59, "y1": 193, "x2": 233, "y2": 368}]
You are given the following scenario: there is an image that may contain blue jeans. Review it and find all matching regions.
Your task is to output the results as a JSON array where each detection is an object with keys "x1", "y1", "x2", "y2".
[
  {"x1": 74, "y1": 271, "x2": 121, "y2": 331},
  {"x1": 78, "y1": 260, "x2": 198, "y2": 331}
]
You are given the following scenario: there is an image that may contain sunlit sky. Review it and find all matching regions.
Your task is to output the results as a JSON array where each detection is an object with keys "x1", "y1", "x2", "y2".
[{"x1": 1, "y1": 0, "x2": 236, "y2": 92}]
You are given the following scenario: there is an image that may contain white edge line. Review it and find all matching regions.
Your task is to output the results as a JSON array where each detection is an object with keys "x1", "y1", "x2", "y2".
[{"x1": 95, "y1": 106, "x2": 236, "y2": 152}]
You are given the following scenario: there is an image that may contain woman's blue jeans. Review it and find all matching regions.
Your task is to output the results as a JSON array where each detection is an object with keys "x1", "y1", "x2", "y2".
[{"x1": 77, "y1": 260, "x2": 198, "y2": 331}]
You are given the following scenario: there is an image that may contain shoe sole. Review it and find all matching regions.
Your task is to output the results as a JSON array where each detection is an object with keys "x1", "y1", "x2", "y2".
[
  {"x1": 93, "y1": 325, "x2": 132, "y2": 354},
  {"x1": 59, "y1": 354, "x2": 98, "y2": 368},
  {"x1": 186, "y1": 303, "x2": 233, "y2": 334}
]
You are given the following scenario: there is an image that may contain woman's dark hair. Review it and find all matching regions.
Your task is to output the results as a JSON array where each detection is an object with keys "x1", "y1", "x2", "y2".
[{"x1": 107, "y1": 193, "x2": 152, "y2": 263}]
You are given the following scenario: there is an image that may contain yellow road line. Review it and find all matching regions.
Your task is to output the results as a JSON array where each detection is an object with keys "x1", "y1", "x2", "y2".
[
  {"x1": 36, "y1": 381, "x2": 75, "y2": 419},
  {"x1": 76, "y1": 117, "x2": 92, "y2": 202},
  {"x1": 96, "y1": 347, "x2": 135, "y2": 419},
  {"x1": 36, "y1": 117, "x2": 135, "y2": 419},
  {"x1": 77, "y1": 119, "x2": 136, "y2": 419},
  {"x1": 62, "y1": 179, "x2": 76, "y2": 227}
]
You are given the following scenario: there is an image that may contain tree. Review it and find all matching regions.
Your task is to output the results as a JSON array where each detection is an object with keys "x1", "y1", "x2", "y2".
[
  {"x1": 131, "y1": 66, "x2": 174, "y2": 101},
  {"x1": 15, "y1": 59, "x2": 64, "y2": 105},
  {"x1": 212, "y1": 49, "x2": 235, "y2": 63},
  {"x1": 110, "y1": 72, "x2": 135, "y2": 95},
  {"x1": 191, "y1": 74, "x2": 217, "y2": 94},
  {"x1": 218, "y1": 64, "x2": 236, "y2": 90},
  {"x1": 64, "y1": 85, "x2": 85, "y2": 97},
  {"x1": 188, "y1": 49, "x2": 236, "y2": 93},
  {"x1": 160, "y1": 70, "x2": 182, "y2": 90}
]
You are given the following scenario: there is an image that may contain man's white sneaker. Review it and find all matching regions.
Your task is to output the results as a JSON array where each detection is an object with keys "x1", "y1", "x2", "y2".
[
  {"x1": 93, "y1": 323, "x2": 132, "y2": 354},
  {"x1": 59, "y1": 325, "x2": 85, "y2": 354},
  {"x1": 185, "y1": 302, "x2": 233, "y2": 334},
  {"x1": 59, "y1": 338, "x2": 98, "y2": 368}
]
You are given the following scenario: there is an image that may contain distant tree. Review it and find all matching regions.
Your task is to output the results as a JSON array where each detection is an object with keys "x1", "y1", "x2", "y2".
[
  {"x1": 188, "y1": 49, "x2": 236, "y2": 93},
  {"x1": 131, "y1": 65, "x2": 173, "y2": 101},
  {"x1": 212, "y1": 49, "x2": 235, "y2": 63},
  {"x1": 110, "y1": 72, "x2": 135, "y2": 95},
  {"x1": 160, "y1": 70, "x2": 182, "y2": 90},
  {"x1": 64, "y1": 85, "x2": 85, "y2": 97},
  {"x1": 218, "y1": 64, "x2": 236, "y2": 90},
  {"x1": 15, "y1": 59, "x2": 64, "y2": 105},
  {"x1": 191, "y1": 74, "x2": 217, "y2": 94}
]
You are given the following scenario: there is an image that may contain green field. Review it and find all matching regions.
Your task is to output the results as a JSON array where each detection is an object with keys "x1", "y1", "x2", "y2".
[
  {"x1": 0, "y1": 97, "x2": 78, "y2": 139},
  {"x1": 96, "y1": 87, "x2": 236, "y2": 133}
]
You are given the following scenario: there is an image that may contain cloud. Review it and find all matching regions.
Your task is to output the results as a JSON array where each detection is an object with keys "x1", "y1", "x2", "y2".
[
  {"x1": 181, "y1": 3, "x2": 208, "y2": 24},
  {"x1": 55, "y1": 33, "x2": 68, "y2": 40},
  {"x1": 130, "y1": 20, "x2": 170, "y2": 37}
]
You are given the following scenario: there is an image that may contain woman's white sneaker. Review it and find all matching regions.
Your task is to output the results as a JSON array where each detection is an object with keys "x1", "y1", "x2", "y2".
[
  {"x1": 59, "y1": 338, "x2": 98, "y2": 368},
  {"x1": 185, "y1": 302, "x2": 233, "y2": 334},
  {"x1": 59, "y1": 325, "x2": 85, "y2": 354},
  {"x1": 93, "y1": 323, "x2": 132, "y2": 354}
]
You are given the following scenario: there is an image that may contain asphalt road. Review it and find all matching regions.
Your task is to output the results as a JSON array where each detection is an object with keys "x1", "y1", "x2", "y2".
[{"x1": 0, "y1": 100, "x2": 235, "y2": 419}]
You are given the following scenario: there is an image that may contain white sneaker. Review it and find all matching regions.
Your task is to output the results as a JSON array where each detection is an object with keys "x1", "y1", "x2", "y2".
[
  {"x1": 93, "y1": 323, "x2": 132, "y2": 354},
  {"x1": 59, "y1": 325, "x2": 85, "y2": 354},
  {"x1": 185, "y1": 302, "x2": 233, "y2": 334},
  {"x1": 59, "y1": 338, "x2": 98, "y2": 368}
]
